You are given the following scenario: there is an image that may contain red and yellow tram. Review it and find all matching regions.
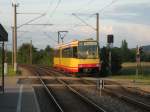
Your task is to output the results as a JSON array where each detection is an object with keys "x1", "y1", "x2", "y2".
[{"x1": 53, "y1": 39, "x2": 101, "y2": 75}]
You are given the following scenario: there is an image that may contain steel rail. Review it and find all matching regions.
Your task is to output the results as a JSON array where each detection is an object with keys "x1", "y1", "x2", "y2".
[
  {"x1": 80, "y1": 76, "x2": 150, "y2": 111},
  {"x1": 21, "y1": 65, "x2": 150, "y2": 112},
  {"x1": 38, "y1": 66, "x2": 108, "y2": 112},
  {"x1": 42, "y1": 67, "x2": 150, "y2": 112},
  {"x1": 57, "y1": 79, "x2": 107, "y2": 112},
  {"x1": 36, "y1": 71, "x2": 64, "y2": 112}
]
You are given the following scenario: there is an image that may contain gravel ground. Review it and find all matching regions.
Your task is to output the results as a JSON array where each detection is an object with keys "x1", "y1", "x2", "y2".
[
  {"x1": 50, "y1": 86, "x2": 103, "y2": 112},
  {"x1": 17, "y1": 78, "x2": 41, "y2": 84},
  {"x1": 43, "y1": 79, "x2": 60, "y2": 84},
  {"x1": 21, "y1": 66, "x2": 149, "y2": 112},
  {"x1": 105, "y1": 86, "x2": 150, "y2": 105},
  {"x1": 34, "y1": 86, "x2": 61, "y2": 112},
  {"x1": 74, "y1": 86, "x2": 148, "y2": 112},
  {"x1": 62, "y1": 79, "x2": 86, "y2": 84}
]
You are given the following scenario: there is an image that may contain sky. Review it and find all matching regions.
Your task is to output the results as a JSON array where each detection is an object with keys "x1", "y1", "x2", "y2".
[{"x1": 0, "y1": 0, "x2": 150, "y2": 50}]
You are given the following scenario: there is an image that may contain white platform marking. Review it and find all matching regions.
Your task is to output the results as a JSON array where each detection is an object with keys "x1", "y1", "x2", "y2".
[
  {"x1": 33, "y1": 88, "x2": 41, "y2": 112},
  {"x1": 16, "y1": 85, "x2": 23, "y2": 112}
]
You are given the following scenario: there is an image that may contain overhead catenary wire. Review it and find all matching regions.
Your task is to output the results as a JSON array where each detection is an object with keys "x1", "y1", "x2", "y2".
[
  {"x1": 17, "y1": 0, "x2": 54, "y2": 30},
  {"x1": 49, "y1": 0, "x2": 61, "y2": 18},
  {"x1": 69, "y1": 0, "x2": 119, "y2": 34},
  {"x1": 44, "y1": 0, "x2": 55, "y2": 14},
  {"x1": 43, "y1": 32, "x2": 57, "y2": 43},
  {"x1": 17, "y1": 13, "x2": 46, "y2": 29},
  {"x1": 75, "y1": 0, "x2": 96, "y2": 13},
  {"x1": 24, "y1": 24, "x2": 53, "y2": 26},
  {"x1": 86, "y1": 0, "x2": 119, "y2": 20},
  {"x1": 17, "y1": 12, "x2": 44, "y2": 15},
  {"x1": 41, "y1": 0, "x2": 62, "y2": 35},
  {"x1": 72, "y1": 13, "x2": 96, "y2": 31},
  {"x1": 98, "y1": 0, "x2": 118, "y2": 13},
  {"x1": 72, "y1": 0, "x2": 118, "y2": 22}
]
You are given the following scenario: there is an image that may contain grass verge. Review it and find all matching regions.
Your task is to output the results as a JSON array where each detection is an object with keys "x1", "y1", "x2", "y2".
[
  {"x1": 0, "y1": 65, "x2": 22, "y2": 76},
  {"x1": 109, "y1": 62, "x2": 150, "y2": 84}
]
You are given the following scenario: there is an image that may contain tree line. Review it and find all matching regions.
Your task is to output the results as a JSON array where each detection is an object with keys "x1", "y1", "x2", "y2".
[
  {"x1": 0, "y1": 40, "x2": 149, "y2": 75},
  {"x1": 100, "y1": 40, "x2": 150, "y2": 75},
  {"x1": 0, "y1": 43, "x2": 54, "y2": 66}
]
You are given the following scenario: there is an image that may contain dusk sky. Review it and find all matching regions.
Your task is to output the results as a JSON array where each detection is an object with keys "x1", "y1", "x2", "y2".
[{"x1": 0, "y1": 0, "x2": 150, "y2": 49}]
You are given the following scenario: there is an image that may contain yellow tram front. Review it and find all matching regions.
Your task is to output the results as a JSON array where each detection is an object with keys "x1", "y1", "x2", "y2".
[{"x1": 54, "y1": 40, "x2": 101, "y2": 74}]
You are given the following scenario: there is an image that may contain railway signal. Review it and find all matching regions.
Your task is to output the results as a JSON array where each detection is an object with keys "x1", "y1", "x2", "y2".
[
  {"x1": 107, "y1": 34, "x2": 114, "y2": 75},
  {"x1": 136, "y1": 46, "x2": 143, "y2": 76}
]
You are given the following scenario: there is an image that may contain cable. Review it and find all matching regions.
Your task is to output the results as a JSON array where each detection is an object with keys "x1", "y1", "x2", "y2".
[
  {"x1": 41, "y1": 0, "x2": 61, "y2": 33},
  {"x1": 75, "y1": 0, "x2": 96, "y2": 13},
  {"x1": 98, "y1": 0, "x2": 118, "y2": 13},
  {"x1": 45, "y1": 0, "x2": 55, "y2": 14},
  {"x1": 17, "y1": 13, "x2": 46, "y2": 29},
  {"x1": 82, "y1": 0, "x2": 119, "y2": 21},
  {"x1": 49, "y1": 0, "x2": 61, "y2": 18},
  {"x1": 43, "y1": 32, "x2": 57, "y2": 43},
  {"x1": 72, "y1": 13, "x2": 96, "y2": 31}
]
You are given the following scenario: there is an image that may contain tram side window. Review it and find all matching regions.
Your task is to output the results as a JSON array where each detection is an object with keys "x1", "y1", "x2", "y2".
[
  {"x1": 73, "y1": 47, "x2": 77, "y2": 58},
  {"x1": 62, "y1": 48, "x2": 72, "y2": 58}
]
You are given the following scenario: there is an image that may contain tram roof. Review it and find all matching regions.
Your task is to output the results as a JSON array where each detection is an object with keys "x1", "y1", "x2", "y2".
[
  {"x1": 55, "y1": 40, "x2": 78, "y2": 49},
  {"x1": 55, "y1": 39, "x2": 97, "y2": 49}
]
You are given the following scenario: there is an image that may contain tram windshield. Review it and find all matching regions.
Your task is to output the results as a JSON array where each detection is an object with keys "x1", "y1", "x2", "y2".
[{"x1": 78, "y1": 41, "x2": 99, "y2": 59}]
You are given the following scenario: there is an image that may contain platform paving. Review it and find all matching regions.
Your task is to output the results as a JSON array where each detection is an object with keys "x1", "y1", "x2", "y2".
[{"x1": 0, "y1": 77, "x2": 40, "y2": 112}]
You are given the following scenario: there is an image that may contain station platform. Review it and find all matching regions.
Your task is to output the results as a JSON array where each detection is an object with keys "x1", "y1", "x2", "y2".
[{"x1": 0, "y1": 76, "x2": 40, "y2": 112}]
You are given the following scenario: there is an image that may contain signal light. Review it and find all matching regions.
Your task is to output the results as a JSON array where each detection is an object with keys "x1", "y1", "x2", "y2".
[{"x1": 107, "y1": 34, "x2": 114, "y2": 43}]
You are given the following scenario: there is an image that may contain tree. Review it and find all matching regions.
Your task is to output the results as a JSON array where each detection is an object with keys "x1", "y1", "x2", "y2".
[
  {"x1": 37, "y1": 45, "x2": 54, "y2": 66},
  {"x1": 121, "y1": 40, "x2": 130, "y2": 62},
  {"x1": 100, "y1": 47, "x2": 109, "y2": 76},
  {"x1": 111, "y1": 47, "x2": 122, "y2": 73},
  {"x1": 18, "y1": 43, "x2": 37, "y2": 64},
  {"x1": 6, "y1": 51, "x2": 12, "y2": 64},
  {"x1": 100, "y1": 47, "x2": 122, "y2": 76},
  {"x1": 0, "y1": 48, "x2": 2, "y2": 64},
  {"x1": 128, "y1": 49, "x2": 136, "y2": 62}
]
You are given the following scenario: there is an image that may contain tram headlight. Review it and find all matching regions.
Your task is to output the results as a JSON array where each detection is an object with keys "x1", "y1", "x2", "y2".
[
  {"x1": 96, "y1": 64, "x2": 99, "y2": 67},
  {"x1": 78, "y1": 64, "x2": 83, "y2": 67}
]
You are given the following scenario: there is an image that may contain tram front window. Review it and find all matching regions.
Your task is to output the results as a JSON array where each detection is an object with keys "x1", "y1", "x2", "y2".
[{"x1": 78, "y1": 41, "x2": 98, "y2": 59}]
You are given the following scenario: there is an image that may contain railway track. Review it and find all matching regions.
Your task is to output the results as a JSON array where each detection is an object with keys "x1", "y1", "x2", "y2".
[
  {"x1": 19, "y1": 65, "x2": 150, "y2": 112},
  {"x1": 39, "y1": 66, "x2": 150, "y2": 112},
  {"x1": 103, "y1": 87, "x2": 150, "y2": 111},
  {"x1": 35, "y1": 67, "x2": 108, "y2": 112}
]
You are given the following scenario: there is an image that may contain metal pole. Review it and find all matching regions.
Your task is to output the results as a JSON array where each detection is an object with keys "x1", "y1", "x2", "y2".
[
  {"x1": 96, "y1": 13, "x2": 99, "y2": 43},
  {"x1": 4, "y1": 43, "x2": 7, "y2": 62},
  {"x1": 13, "y1": 4, "x2": 17, "y2": 72},
  {"x1": 136, "y1": 46, "x2": 139, "y2": 77},
  {"x1": 109, "y1": 49, "x2": 112, "y2": 75},
  {"x1": 58, "y1": 32, "x2": 60, "y2": 44},
  {"x1": 30, "y1": 40, "x2": 32, "y2": 64},
  {"x1": 2, "y1": 41, "x2": 4, "y2": 93},
  {"x1": 11, "y1": 27, "x2": 14, "y2": 67},
  {"x1": 61, "y1": 37, "x2": 63, "y2": 43}
]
